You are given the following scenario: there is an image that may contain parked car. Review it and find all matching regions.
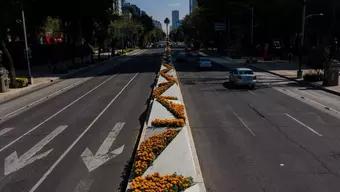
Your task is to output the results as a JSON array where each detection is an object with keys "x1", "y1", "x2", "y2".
[
  {"x1": 199, "y1": 57, "x2": 212, "y2": 68},
  {"x1": 229, "y1": 68, "x2": 257, "y2": 89}
]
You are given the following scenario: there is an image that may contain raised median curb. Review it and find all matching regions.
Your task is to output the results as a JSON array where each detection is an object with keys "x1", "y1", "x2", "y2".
[{"x1": 126, "y1": 48, "x2": 206, "y2": 192}]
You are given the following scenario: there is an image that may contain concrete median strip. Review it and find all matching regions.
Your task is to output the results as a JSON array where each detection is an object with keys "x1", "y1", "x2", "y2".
[{"x1": 126, "y1": 49, "x2": 206, "y2": 192}]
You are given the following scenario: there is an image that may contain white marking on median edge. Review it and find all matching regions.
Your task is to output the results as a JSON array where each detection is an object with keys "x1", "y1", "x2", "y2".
[
  {"x1": 29, "y1": 73, "x2": 138, "y2": 192},
  {"x1": 285, "y1": 113, "x2": 323, "y2": 136},
  {"x1": 232, "y1": 111, "x2": 256, "y2": 136},
  {"x1": 81, "y1": 122, "x2": 125, "y2": 172},
  {"x1": 0, "y1": 128, "x2": 13, "y2": 137},
  {"x1": 0, "y1": 75, "x2": 117, "y2": 154},
  {"x1": 4, "y1": 125, "x2": 67, "y2": 175}
]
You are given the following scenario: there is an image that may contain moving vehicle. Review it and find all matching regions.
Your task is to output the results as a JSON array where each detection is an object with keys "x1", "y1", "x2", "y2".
[
  {"x1": 199, "y1": 57, "x2": 212, "y2": 68},
  {"x1": 229, "y1": 68, "x2": 257, "y2": 89}
]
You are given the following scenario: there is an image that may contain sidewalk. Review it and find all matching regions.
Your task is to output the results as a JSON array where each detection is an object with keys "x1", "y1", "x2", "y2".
[
  {"x1": 0, "y1": 49, "x2": 140, "y2": 104},
  {"x1": 250, "y1": 61, "x2": 340, "y2": 96}
]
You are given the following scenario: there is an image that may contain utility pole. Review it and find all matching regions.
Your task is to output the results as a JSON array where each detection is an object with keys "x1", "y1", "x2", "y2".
[{"x1": 22, "y1": 8, "x2": 33, "y2": 84}]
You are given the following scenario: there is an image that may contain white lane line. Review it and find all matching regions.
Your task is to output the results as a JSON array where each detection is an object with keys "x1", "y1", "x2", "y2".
[
  {"x1": 2, "y1": 78, "x2": 89, "y2": 120},
  {"x1": 232, "y1": 111, "x2": 256, "y2": 136},
  {"x1": 0, "y1": 128, "x2": 14, "y2": 137},
  {"x1": 29, "y1": 73, "x2": 139, "y2": 192},
  {"x1": 285, "y1": 113, "x2": 323, "y2": 136},
  {"x1": 248, "y1": 90, "x2": 256, "y2": 96},
  {"x1": 0, "y1": 75, "x2": 117, "y2": 153}
]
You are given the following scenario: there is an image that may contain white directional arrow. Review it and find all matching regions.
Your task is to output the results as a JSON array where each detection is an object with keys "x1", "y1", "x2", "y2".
[
  {"x1": 0, "y1": 128, "x2": 14, "y2": 137},
  {"x1": 81, "y1": 122, "x2": 125, "y2": 172},
  {"x1": 4, "y1": 125, "x2": 67, "y2": 176}
]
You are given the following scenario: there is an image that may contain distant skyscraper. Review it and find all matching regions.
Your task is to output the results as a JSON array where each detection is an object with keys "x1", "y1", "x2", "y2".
[
  {"x1": 172, "y1": 10, "x2": 180, "y2": 31},
  {"x1": 190, "y1": 0, "x2": 198, "y2": 13}
]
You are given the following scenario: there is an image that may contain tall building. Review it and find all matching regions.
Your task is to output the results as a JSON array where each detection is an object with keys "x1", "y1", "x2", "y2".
[
  {"x1": 172, "y1": 10, "x2": 180, "y2": 31},
  {"x1": 190, "y1": 0, "x2": 198, "y2": 13}
]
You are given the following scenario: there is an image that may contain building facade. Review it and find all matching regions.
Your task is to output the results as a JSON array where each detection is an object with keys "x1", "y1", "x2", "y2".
[
  {"x1": 189, "y1": 0, "x2": 198, "y2": 13},
  {"x1": 172, "y1": 10, "x2": 180, "y2": 31}
]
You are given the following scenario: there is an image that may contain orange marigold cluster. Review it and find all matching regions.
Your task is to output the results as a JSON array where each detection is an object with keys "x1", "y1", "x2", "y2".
[
  {"x1": 160, "y1": 96, "x2": 178, "y2": 100},
  {"x1": 151, "y1": 119, "x2": 185, "y2": 127},
  {"x1": 156, "y1": 97, "x2": 186, "y2": 120},
  {"x1": 153, "y1": 82, "x2": 175, "y2": 98},
  {"x1": 134, "y1": 130, "x2": 179, "y2": 176},
  {"x1": 130, "y1": 173, "x2": 193, "y2": 192},
  {"x1": 160, "y1": 69, "x2": 177, "y2": 84},
  {"x1": 163, "y1": 63, "x2": 173, "y2": 70}
]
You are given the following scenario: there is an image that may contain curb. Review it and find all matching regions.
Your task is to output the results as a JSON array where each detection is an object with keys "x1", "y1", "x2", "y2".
[{"x1": 251, "y1": 65, "x2": 340, "y2": 97}]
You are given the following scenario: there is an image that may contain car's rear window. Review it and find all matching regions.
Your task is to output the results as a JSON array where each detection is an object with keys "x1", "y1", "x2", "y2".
[{"x1": 239, "y1": 70, "x2": 253, "y2": 75}]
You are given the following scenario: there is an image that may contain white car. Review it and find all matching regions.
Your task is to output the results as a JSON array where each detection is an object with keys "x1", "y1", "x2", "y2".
[
  {"x1": 229, "y1": 68, "x2": 257, "y2": 89},
  {"x1": 199, "y1": 57, "x2": 212, "y2": 68}
]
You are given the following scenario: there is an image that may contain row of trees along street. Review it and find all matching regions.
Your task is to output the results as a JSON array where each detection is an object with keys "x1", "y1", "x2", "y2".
[
  {"x1": 171, "y1": 0, "x2": 340, "y2": 85},
  {"x1": 0, "y1": 0, "x2": 165, "y2": 88}
]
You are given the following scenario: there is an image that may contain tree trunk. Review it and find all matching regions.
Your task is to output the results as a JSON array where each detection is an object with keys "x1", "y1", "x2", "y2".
[{"x1": 1, "y1": 40, "x2": 17, "y2": 88}]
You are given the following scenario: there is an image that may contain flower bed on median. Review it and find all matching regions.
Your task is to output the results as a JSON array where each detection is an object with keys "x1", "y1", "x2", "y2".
[
  {"x1": 163, "y1": 63, "x2": 173, "y2": 70},
  {"x1": 160, "y1": 96, "x2": 178, "y2": 100},
  {"x1": 130, "y1": 173, "x2": 193, "y2": 192},
  {"x1": 156, "y1": 97, "x2": 186, "y2": 120},
  {"x1": 151, "y1": 118, "x2": 185, "y2": 127},
  {"x1": 160, "y1": 69, "x2": 177, "y2": 84},
  {"x1": 133, "y1": 129, "x2": 180, "y2": 176},
  {"x1": 153, "y1": 82, "x2": 175, "y2": 98}
]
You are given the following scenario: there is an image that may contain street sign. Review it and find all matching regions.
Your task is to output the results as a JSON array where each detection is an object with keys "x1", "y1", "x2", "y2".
[{"x1": 214, "y1": 22, "x2": 226, "y2": 31}]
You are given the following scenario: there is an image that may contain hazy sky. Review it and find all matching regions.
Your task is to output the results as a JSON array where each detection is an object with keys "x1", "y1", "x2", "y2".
[{"x1": 126, "y1": 0, "x2": 189, "y2": 30}]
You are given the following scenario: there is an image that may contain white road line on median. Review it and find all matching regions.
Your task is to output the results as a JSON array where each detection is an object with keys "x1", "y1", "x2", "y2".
[
  {"x1": 2, "y1": 78, "x2": 89, "y2": 120},
  {"x1": 285, "y1": 113, "x2": 323, "y2": 136},
  {"x1": 0, "y1": 128, "x2": 13, "y2": 137},
  {"x1": 0, "y1": 75, "x2": 117, "y2": 153},
  {"x1": 29, "y1": 73, "x2": 139, "y2": 192},
  {"x1": 232, "y1": 111, "x2": 256, "y2": 136}
]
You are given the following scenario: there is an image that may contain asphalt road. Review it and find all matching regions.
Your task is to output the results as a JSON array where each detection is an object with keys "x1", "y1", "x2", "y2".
[
  {"x1": 175, "y1": 52, "x2": 340, "y2": 192},
  {"x1": 0, "y1": 49, "x2": 161, "y2": 192}
]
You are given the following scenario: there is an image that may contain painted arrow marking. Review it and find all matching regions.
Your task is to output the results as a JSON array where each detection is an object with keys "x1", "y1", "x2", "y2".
[
  {"x1": 81, "y1": 122, "x2": 125, "y2": 172},
  {"x1": 0, "y1": 128, "x2": 14, "y2": 137},
  {"x1": 4, "y1": 125, "x2": 67, "y2": 175}
]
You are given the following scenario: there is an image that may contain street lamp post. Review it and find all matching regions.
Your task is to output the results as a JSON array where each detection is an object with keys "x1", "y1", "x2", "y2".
[
  {"x1": 21, "y1": 8, "x2": 33, "y2": 84},
  {"x1": 298, "y1": 0, "x2": 324, "y2": 78},
  {"x1": 250, "y1": 6, "x2": 254, "y2": 46}
]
